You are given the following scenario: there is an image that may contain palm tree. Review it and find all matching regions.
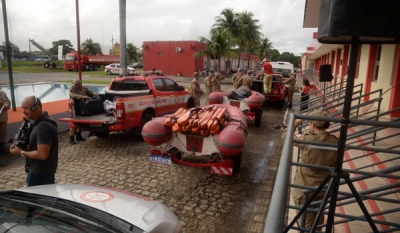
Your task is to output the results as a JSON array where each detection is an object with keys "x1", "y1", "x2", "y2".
[
  {"x1": 126, "y1": 43, "x2": 141, "y2": 65},
  {"x1": 193, "y1": 28, "x2": 239, "y2": 72},
  {"x1": 81, "y1": 38, "x2": 102, "y2": 55},
  {"x1": 213, "y1": 8, "x2": 242, "y2": 70},
  {"x1": 238, "y1": 11, "x2": 263, "y2": 69},
  {"x1": 256, "y1": 37, "x2": 273, "y2": 62}
]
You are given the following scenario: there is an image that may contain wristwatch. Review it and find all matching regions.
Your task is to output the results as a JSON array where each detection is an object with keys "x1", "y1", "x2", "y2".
[{"x1": 21, "y1": 151, "x2": 25, "y2": 157}]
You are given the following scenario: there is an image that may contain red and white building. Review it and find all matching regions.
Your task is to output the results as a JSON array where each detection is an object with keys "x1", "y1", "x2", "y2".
[
  {"x1": 302, "y1": 1, "x2": 400, "y2": 117},
  {"x1": 142, "y1": 40, "x2": 260, "y2": 77}
]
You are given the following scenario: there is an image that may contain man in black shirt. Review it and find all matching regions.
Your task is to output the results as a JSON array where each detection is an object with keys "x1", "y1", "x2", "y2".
[{"x1": 10, "y1": 96, "x2": 58, "y2": 186}]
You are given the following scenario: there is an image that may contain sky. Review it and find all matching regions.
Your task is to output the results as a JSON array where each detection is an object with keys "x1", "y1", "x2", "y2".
[{"x1": 0, "y1": 0, "x2": 317, "y2": 56}]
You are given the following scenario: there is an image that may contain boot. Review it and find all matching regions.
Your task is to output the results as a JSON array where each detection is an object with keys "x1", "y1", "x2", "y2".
[
  {"x1": 76, "y1": 133, "x2": 86, "y2": 141},
  {"x1": 69, "y1": 136, "x2": 76, "y2": 145},
  {"x1": 288, "y1": 102, "x2": 292, "y2": 108}
]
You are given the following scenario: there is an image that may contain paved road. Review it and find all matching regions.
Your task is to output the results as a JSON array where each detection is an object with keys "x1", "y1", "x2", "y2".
[{"x1": 0, "y1": 71, "x2": 286, "y2": 233}]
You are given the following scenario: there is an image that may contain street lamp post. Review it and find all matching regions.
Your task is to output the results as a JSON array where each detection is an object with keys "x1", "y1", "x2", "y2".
[{"x1": 99, "y1": 26, "x2": 104, "y2": 53}]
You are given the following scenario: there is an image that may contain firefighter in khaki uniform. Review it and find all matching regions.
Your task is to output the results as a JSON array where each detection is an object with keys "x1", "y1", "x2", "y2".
[
  {"x1": 190, "y1": 72, "x2": 202, "y2": 107},
  {"x1": 0, "y1": 85, "x2": 10, "y2": 153},
  {"x1": 68, "y1": 79, "x2": 97, "y2": 144},
  {"x1": 282, "y1": 110, "x2": 338, "y2": 231},
  {"x1": 232, "y1": 69, "x2": 242, "y2": 91},
  {"x1": 204, "y1": 73, "x2": 214, "y2": 105}
]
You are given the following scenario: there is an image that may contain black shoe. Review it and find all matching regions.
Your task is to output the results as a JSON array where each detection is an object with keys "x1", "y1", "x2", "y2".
[
  {"x1": 76, "y1": 133, "x2": 86, "y2": 141},
  {"x1": 69, "y1": 136, "x2": 76, "y2": 145}
]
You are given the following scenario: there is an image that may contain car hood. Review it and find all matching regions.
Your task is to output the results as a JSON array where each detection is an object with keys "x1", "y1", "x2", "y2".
[{"x1": 13, "y1": 184, "x2": 179, "y2": 232}]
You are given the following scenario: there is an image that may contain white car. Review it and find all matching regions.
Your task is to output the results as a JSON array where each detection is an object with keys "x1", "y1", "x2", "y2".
[
  {"x1": 105, "y1": 63, "x2": 135, "y2": 75},
  {"x1": 0, "y1": 184, "x2": 182, "y2": 233}
]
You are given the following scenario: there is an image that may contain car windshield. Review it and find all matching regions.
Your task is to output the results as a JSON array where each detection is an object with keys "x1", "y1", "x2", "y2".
[
  {"x1": 0, "y1": 196, "x2": 116, "y2": 233},
  {"x1": 65, "y1": 56, "x2": 76, "y2": 61}
]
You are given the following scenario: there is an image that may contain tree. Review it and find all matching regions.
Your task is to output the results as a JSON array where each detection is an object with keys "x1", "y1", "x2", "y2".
[
  {"x1": 269, "y1": 49, "x2": 280, "y2": 62},
  {"x1": 126, "y1": 43, "x2": 142, "y2": 64},
  {"x1": 279, "y1": 52, "x2": 300, "y2": 65},
  {"x1": 256, "y1": 37, "x2": 273, "y2": 61},
  {"x1": 48, "y1": 40, "x2": 74, "y2": 56},
  {"x1": 193, "y1": 28, "x2": 239, "y2": 72},
  {"x1": 81, "y1": 38, "x2": 102, "y2": 55},
  {"x1": 238, "y1": 10, "x2": 262, "y2": 68}
]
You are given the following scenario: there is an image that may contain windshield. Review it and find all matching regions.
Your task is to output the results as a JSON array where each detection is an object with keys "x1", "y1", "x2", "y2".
[
  {"x1": 65, "y1": 55, "x2": 76, "y2": 61},
  {"x1": 0, "y1": 195, "x2": 141, "y2": 233},
  {"x1": 272, "y1": 68, "x2": 291, "y2": 78}
]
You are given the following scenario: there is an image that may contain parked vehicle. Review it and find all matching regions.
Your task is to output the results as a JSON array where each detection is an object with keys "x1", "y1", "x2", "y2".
[
  {"x1": 131, "y1": 62, "x2": 144, "y2": 69},
  {"x1": 105, "y1": 63, "x2": 135, "y2": 75},
  {"x1": 0, "y1": 184, "x2": 182, "y2": 233},
  {"x1": 252, "y1": 73, "x2": 288, "y2": 107},
  {"x1": 64, "y1": 51, "x2": 120, "y2": 71},
  {"x1": 58, "y1": 72, "x2": 194, "y2": 138},
  {"x1": 270, "y1": 61, "x2": 294, "y2": 78}
]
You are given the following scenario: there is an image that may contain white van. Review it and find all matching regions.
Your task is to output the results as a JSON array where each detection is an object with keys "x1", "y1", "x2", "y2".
[{"x1": 270, "y1": 61, "x2": 294, "y2": 78}]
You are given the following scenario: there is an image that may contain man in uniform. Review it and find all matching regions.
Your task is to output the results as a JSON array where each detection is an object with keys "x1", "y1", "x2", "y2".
[
  {"x1": 232, "y1": 68, "x2": 242, "y2": 91},
  {"x1": 191, "y1": 72, "x2": 203, "y2": 107},
  {"x1": 240, "y1": 70, "x2": 253, "y2": 89},
  {"x1": 10, "y1": 96, "x2": 58, "y2": 186},
  {"x1": 282, "y1": 110, "x2": 338, "y2": 231},
  {"x1": 262, "y1": 58, "x2": 273, "y2": 93},
  {"x1": 284, "y1": 73, "x2": 296, "y2": 108},
  {"x1": 68, "y1": 79, "x2": 97, "y2": 144},
  {"x1": 0, "y1": 85, "x2": 10, "y2": 153},
  {"x1": 204, "y1": 73, "x2": 214, "y2": 105}
]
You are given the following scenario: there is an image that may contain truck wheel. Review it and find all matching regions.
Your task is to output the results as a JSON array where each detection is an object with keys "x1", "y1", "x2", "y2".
[
  {"x1": 254, "y1": 110, "x2": 262, "y2": 127},
  {"x1": 51, "y1": 63, "x2": 56, "y2": 68},
  {"x1": 231, "y1": 154, "x2": 242, "y2": 174},
  {"x1": 139, "y1": 113, "x2": 154, "y2": 137},
  {"x1": 106, "y1": 70, "x2": 111, "y2": 75},
  {"x1": 95, "y1": 132, "x2": 110, "y2": 138},
  {"x1": 44, "y1": 63, "x2": 50, "y2": 68}
]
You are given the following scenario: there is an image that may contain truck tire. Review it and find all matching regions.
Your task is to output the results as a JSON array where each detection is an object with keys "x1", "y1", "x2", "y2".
[
  {"x1": 139, "y1": 113, "x2": 154, "y2": 137},
  {"x1": 51, "y1": 63, "x2": 56, "y2": 68},
  {"x1": 44, "y1": 63, "x2": 50, "y2": 68},
  {"x1": 231, "y1": 154, "x2": 242, "y2": 174},
  {"x1": 95, "y1": 132, "x2": 110, "y2": 138},
  {"x1": 106, "y1": 70, "x2": 112, "y2": 75},
  {"x1": 254, "y1": 110, "x2": 262, "y2": 127}
]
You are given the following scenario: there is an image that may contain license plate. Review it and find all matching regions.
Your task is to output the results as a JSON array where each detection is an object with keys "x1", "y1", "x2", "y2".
[
  {"x1": 89, "y1": 124, "x2": 102, "y2": 127},
  {"x1": 149, "y1": 154, "x2": 171, "y2": 165}
]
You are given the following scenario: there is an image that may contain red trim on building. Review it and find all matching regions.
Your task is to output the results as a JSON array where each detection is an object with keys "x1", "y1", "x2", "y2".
[
  {"x1": 365, "y1": 45, "x2": 378, "y2": 102},
  {"x1": 389, "y1": 44, "x2": 400, "y2": 117},
  {"x1": 335, "y1": 49, "x2": 341, "y2": 85},
  {"x1": 331, "y1": 51, "x2": 335, "y2": 74},
  {"x1": 341, "y1": 45, "x2": 350, "y2": 87}
]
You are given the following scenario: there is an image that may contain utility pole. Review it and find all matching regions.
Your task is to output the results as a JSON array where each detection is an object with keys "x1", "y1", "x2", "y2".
[
  {"x1": 111, "y1": 34, "x2": 114, "y2": 55},
  {"x1": 99, "y1": 26, "x2": 104, "y2": 53},
  {"x1": 119, "y1": 0, "x2": 127, "y2": 76}
]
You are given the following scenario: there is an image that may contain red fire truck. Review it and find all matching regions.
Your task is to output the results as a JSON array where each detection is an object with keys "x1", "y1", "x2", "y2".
[{"x1": 64, "y1": 51, "x2": 120, "y2": 71}]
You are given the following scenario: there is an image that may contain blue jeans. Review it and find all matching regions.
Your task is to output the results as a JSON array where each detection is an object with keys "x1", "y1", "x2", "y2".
[{"x1": 26, "y1": 171, "x2": 55, "y2": 187}]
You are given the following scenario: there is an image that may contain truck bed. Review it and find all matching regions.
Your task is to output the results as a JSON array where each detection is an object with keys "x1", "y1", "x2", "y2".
[{"x1": 59, "y1": 113, "x2": 117, "y2": 125}]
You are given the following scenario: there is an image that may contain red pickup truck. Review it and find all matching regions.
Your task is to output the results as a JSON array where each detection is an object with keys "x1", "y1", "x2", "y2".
[
  {"x1": 59, "y1": 73, "x2": 194, "y2": 138},
  {"x1": 251, "y1": 73, "x2": 288, "y2": 107}
]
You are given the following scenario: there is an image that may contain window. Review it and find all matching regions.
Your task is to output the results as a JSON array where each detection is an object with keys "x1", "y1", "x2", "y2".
[
  {"x1": 164, "y1": 79, "x2": 179, "y2": 91},
  {"x1": 158, "y1": 52, "x2": 162, "y2": 57},
  {"x1": 111, "y1": 80, "x2": 148, "y2": 91},
  {"x1": 373, "y1": 44, "x2": 382, "y2": 81},
  {"x1": 152, "y1": 79, "x2": 165, "y2": 91}
]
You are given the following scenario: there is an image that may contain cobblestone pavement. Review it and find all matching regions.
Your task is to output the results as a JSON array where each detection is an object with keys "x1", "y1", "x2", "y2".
[{"x1": 0, "y1": 72, "x2": 287, "y2": 233}]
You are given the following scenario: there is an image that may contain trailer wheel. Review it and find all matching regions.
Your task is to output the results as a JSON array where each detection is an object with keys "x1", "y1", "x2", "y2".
[
  {"x1": 231, "y1": 154, "x2": 242, "y2": 174},
  {"x1": 254, "y1": 110, "x2": 262, "y2": 127}
]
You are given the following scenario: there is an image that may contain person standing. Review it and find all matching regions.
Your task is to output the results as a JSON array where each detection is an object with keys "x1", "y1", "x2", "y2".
[
  {"x1": 299, "y1": 79, "x2": 311, "y2": 111},
  {"x1": 191, "y1": 72, "x2": 203, "y2": 107},
  {"x1": 262, "y1": 58, "x2": 273, "y2": 93},
  {"x1": 240, "y1": 70, "x2": 253, "y2": 89},
  {"x1": 0, "y1": 85, "x2": 10, "y2": 153},
  {"x1": 10, "y1": 96, "x2": 58, "y2": 187},
  {"x1": 68, "y1": 79, "x2": 97, "y2": 144},
  {"x1": 212, "y1": 72, "x2": 224, "y2": 92},
  {"x1": 284, "y1": 73, "x2": 297, "y2": 108},
  {"x1": 232, "y1": 68, "x2": 242, "y2": 91},
  {"x1": 282, "y1": 110, "x2": 338, "y2": 231},
  {"x1": 204, "y1": 73, "x2": 214, "y2": 104}
]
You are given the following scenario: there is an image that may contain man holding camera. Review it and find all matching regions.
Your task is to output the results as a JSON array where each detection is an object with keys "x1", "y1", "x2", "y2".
[
  {"x1": 68, "y1": 79, "x2": 97, "y2": 144},
  {"x1": 9, "y1": 96, "x2": 58, "y2": 187}
]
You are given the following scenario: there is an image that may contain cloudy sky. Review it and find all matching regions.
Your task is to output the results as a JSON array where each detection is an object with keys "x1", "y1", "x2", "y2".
[{"x1": 0, "y1": 0, "x2": 316, "y2": 55}]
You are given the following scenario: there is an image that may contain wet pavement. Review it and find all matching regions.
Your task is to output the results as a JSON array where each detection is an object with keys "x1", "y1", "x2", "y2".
[{"x1": 0, "y1": 71, "x2": 288, "y2": 233}]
